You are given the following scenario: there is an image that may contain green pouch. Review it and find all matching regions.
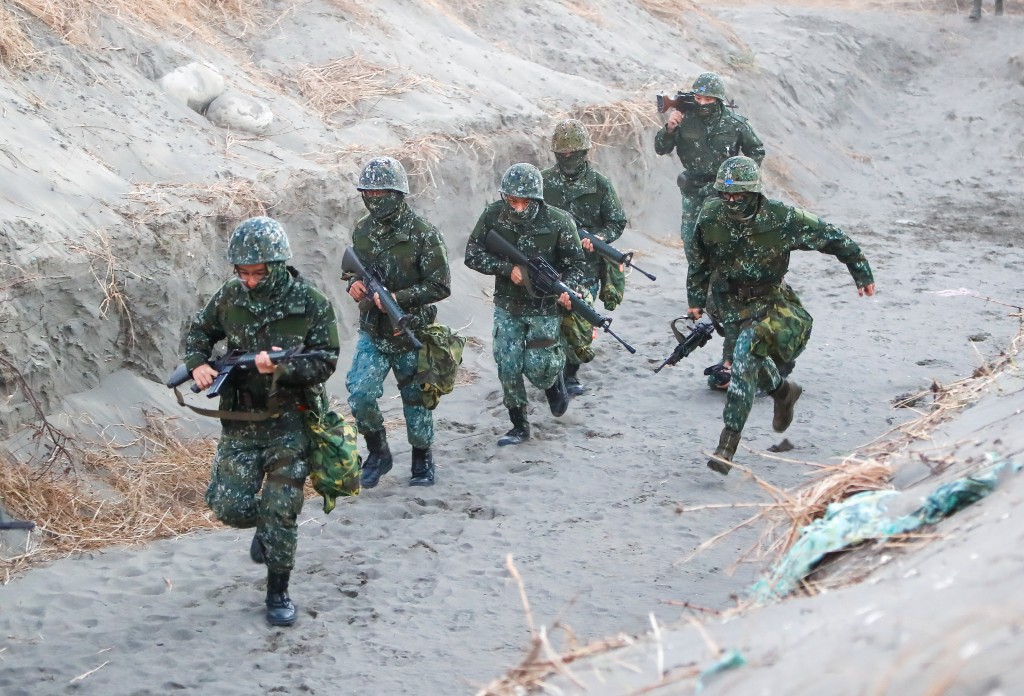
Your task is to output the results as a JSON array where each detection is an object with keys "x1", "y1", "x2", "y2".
[
  {"x1": 598, "y1": 257, "x2": 626, "y2": 311},
  {"x1": 411, "y1": 324, "x2": 467, "y2": 410},
  {"x1": 751, "y1": 284, "x2": 813, "y2": 364},
  {"x1": 306, "y1": 410, "x2": 361, "y2": 513},
  {"x1": 561, "y1": 287, "x2": 597, "y2": 363}
]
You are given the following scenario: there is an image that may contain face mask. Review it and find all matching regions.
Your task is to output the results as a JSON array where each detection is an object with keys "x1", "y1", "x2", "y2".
[
  {"x1": 721, "y1": 193, "x2": 760, "y2": 221},
  {"x1": 505, "y1": 199, "x2": 540, "y2": 222},
  {"x1": 698, "y1": 101, "x2": 722, "y2": 119},
  {"x1": 555, "y1": 151, "x2": 588, "y2": 178},
  {"x1": 362, "y1": 191, "x2": 404, "y2": 221}
]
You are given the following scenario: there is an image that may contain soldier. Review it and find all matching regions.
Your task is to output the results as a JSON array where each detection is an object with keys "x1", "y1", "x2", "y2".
[
  {"x1": 969, "y1": 0, "x2": 1004, "y2": 19},
  {"x1": 655, "y1": 71, "x2": 765, "y2": 391},
  {"x1": 465, "y1": 163, "x2": 586, "y2": 446},
  {"x1": 542, "y1": 119, "x2": 628, "y2": 396},
  {"x1": 345, "y1": 156, "x2": 451, "y2": 488},
  {"x1": 686, "y1": 157, "x2": 875, "y2": 475},
  {"x1": 183, "y1": 216, "x2": 341, "y2": 627}
]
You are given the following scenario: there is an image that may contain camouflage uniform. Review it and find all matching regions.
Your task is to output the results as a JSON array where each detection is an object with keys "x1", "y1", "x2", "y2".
[
  {"x1": 465, "y1": 164, "x2": 586, "y2": 443},
  {"x1": 542, "y1": 161, "x2": 627, "y2": 367},
  {"x1": 654, "y1": 74, "x2": 765, "y2": 254},
  {"x1": 688, "y1": 161, "x2": 873, "y2": 472},
  {"x1": 183, "y1": 216, "x2": 340, "y2": 625},
  {"x1": 346, "y1": 156, "x2": 451, "y2": 488},
  {"x1": 345, "y1": 205, "x2": 450, "y2": 450}
]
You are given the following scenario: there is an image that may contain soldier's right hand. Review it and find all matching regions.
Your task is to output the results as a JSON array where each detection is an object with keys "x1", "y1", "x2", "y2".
[
  {"x1": 348, "y1": 280, "x2": 368, "y2": 301},
  {"x1": 192, "y1": 363, "x2": 219, "y2": 390},
  {"x1": 687, "y1": 307, "x2": 703, "y2": 320},
  {"x1": 666, "y1": 109, "x2": 684, "y2": 132}
]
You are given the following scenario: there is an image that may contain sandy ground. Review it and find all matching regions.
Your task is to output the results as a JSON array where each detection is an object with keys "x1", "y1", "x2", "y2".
[{"x1": 1, "y1": 1, "x2": 1023, "y2": 695}]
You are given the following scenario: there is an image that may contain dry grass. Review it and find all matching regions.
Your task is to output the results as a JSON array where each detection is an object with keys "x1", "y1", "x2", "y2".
[
  {"x1": 0, "y1": 5, "x2": 40, "y2": 69},
  {"x1": 9, "y1": 0, "x2": 263, "y2": 48},
  {"x1": 562, "y1": 0, "x2": 607, "y2": 25},
  {"x1": 0, "y1": 415, "x2": 218, "y2": 579},
  {"x1": 119, "y1": 177, "x2": 273, "y2": 226},
  {"x1": 634, "y1": 0, "x2": 699, "y2": 27},
  {"x1": 64, "y1": 229, "x2": 149, "y2": 350},
  {"x1": 289, "y1": 54, "x2": 431, "y2": 120}
]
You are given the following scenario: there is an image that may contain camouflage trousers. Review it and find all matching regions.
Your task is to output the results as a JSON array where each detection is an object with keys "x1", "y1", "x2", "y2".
[
  {"x1": 560, "y1": 281, "x2": 599, "y2": 367},
  {"x1": 346, "y1": 331, "x2": 432, "y2": 449},
  {"x1": 493, "y1": 307, "x2": 564, "y2": 409},
  {"x1": 679, "y1": 188, "x2": 713, "y2": 248},
  {"x1": 206, "y1": 428, "x2": 311, "y2": 573},
  {"x1": 722, "y1": 326, "x2": 783, "y2": 432}
]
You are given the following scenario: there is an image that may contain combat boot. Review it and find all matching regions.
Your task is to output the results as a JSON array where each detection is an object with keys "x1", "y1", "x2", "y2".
[
  {"x1": 563, "y1": 362, "x2": 586, "y2": 397},
  {"x1": 249, "y1": 531, "x2": 266, "y2": 564},
  {"x1": 409, "y1": 447, "x2": 435, "y2": 487},
  {"x1": 545, "y1": 371, "x2": 570, "y2": 417},
  {"x1": 265, "y1": 571, "x2": 297, "y2": 627},
  {"x1": 708, "y1": 428, "x2": 741, "y2": 475},
  {"x1": 497, "y1": 407, "x2": 530, "y2": 447},
  {"x1": 995, "y1": 0, "x2": 1003, "y2": 15},
  {"x1": 359, "y1": 430, "x2": 393, "y2": 489},
  {"x1": 969, "y1": 0, "x2": 981, "y2": 19},
  {"x1": 770, "y1": 380, "x2": 802, "y2": 433}
]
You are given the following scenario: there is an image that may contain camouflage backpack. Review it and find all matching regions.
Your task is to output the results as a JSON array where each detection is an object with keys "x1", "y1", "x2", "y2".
[
  {"x1": 306, "y1": 409, "x2": 361, "y2": 513},
  {"x1": 402, "y1": 324, "x2": 467, "y2": 410},
  {"x1": 598, "y1": 258, "x2": 626, "y2": 311}
]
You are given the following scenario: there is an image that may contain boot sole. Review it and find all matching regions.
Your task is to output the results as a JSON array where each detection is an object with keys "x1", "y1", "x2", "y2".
[{"x1": 772, "y1": 384, "x2": 802, "y2": 433}]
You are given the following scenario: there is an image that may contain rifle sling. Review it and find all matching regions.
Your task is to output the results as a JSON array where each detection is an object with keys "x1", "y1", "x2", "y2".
[{"x1": 173, "y1": 370, "x2": 287, "y2": 422}]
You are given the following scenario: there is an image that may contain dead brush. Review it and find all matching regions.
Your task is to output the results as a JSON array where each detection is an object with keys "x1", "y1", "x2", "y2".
[
  {"x1": 562, "y1": 0, "x2": 607, "y2": 25},
  {"x1": 0, "y1": 5, "x2": 40, "y2": 69},
  {"x1": 120, "y1": 177, "x2": 273, "y2": 226},
  {"x1": 289, "y1": 54, "x2": 429, "y2": 120},
  {"x1": 0, "y1": 414, "x2": 218, "y2": 579},
  {"x1": 10, "y1": 0, "x2": 264, "y2": 48},
  {"x1": 64, "y1": 229, "x2": 148, "y2": 350}
]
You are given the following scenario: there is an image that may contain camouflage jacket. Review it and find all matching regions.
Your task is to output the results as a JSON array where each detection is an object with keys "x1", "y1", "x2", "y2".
[
  {"x1": 350, "y1": 203, "x2": 451, "y2": 353},
  {"x1": 541, "y1": 163, "x2": 627, "y2": 283},
  {"x1": 464, "y1": 200, "x2": 586, "y2": 316},
  {"x1": 687, "y1": 198, "x2": 874, "y2": 325},
  {"x1": 183, "y1": 265, "x2": 341, "y2": 435},
  {"x1": 654, "y1": 107, "x2": 765, "y2": 193}
]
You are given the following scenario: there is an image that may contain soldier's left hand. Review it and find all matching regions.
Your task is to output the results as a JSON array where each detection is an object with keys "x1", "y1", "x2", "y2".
[
  {"x1": 581, "y1": 237, "x2": 594, "y2": 252},
  {"x1": 373, "y1": 292, "x2": 398, "y2": 312},
  {"x1": 255, "y1": 347, "x2": 283, "y2": 374},
  {"x1": 558, "y1": 291, "x2": 572, "y2": 310},
  {"x1": 858, "y1": 284, "x2": 876, "y2": 297}
]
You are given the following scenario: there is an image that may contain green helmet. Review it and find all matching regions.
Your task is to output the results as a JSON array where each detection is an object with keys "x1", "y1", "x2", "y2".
[
  {"x1": 499, "y1": 163, "x2": 544, "y2": 200},
  {"x1": 551, "y1": 119, "x2": 592, "y2": 153},
  {"x1": 714, "y1": 156, "x2": 763, "y2": 194},
  {"x1": 357, "y1": 156, "x2": 409, "y2": 194},
  {"x1": 227, "y1": 216, "x2": 292, "y2": 264},
  {"x1": 692, "y1": 72, "x2": 726, "y2": 102}
]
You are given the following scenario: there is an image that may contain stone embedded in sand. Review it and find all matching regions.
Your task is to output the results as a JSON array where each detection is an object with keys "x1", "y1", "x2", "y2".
[
  {"x1": 205, "y1": 92, "x2": 274, "y2": 135},
  {"x1": 157, "y1": 62, "x2": 226, "y2": 113}
]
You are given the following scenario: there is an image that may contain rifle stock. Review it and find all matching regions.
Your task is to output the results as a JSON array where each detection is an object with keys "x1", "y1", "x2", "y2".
[
  {"x1": 578, "y1": 229, "x2": 656, "y2": 282},
  {"x1": 481, "y1": 229, "x2": 636, "y2": 354},
  {"x1": 341, "y1": 247, "x2": 423, "y2": 350}
]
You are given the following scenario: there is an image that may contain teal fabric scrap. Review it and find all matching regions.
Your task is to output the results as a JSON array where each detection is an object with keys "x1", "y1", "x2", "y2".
[
  {"x1": 695, "y1": 649, "x2": 746, "y2": 693},
  {"x1": 750, "y1": 459, "x2": 1012, "y2": 603}
]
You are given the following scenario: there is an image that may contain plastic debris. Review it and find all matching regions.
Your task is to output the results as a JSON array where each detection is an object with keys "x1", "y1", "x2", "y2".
[{"x1": 695, "y1": 649, "x2": 747, "y2": 693}]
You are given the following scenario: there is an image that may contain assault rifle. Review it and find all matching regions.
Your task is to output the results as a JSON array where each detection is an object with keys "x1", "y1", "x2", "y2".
[
  {"x1": 653, "y1": 318, "x2": 716, "y2": 373},
  {"x1": 480, "y1": 229, "x2": 636, "y2": 354},
  {"x1": 165, "y1": 346, "x2": 332, "y2": 398},
  {"x1": 0, "y1": 519, "x2": 35, "y2": 531},
  {"x1": 578, "y1": 229, "x2": 656, "y2": 281},
  {"x1": 341, "y1": 247, "x2": 423, "y2": 350},
  {"x1": 656, "y1": 90, "x2": 698, "y2": 114}
]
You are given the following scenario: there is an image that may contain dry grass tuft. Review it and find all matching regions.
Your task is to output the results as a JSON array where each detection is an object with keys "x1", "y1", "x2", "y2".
[
  {"x1": 119, "y1": 177, "x2": 273, "y2": 226},
  {"x1": 634, "y1": 0, "x2": 699, "y2": 27},
  {"x1": 0, "y1": 414, "x2": 219, "y2": 577},
  {"x1": 562, "y1": 0, "x2": 607, "y2": 25},
  {"x1": 9, "y1": 0, "x2": 264, "y2": 49},
  {"x1": 0, "y1": 5, "x2": 40, "y2": 69},
  {"x1": 289, "y1": 54, "x2": 430, "y2": 120}
]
